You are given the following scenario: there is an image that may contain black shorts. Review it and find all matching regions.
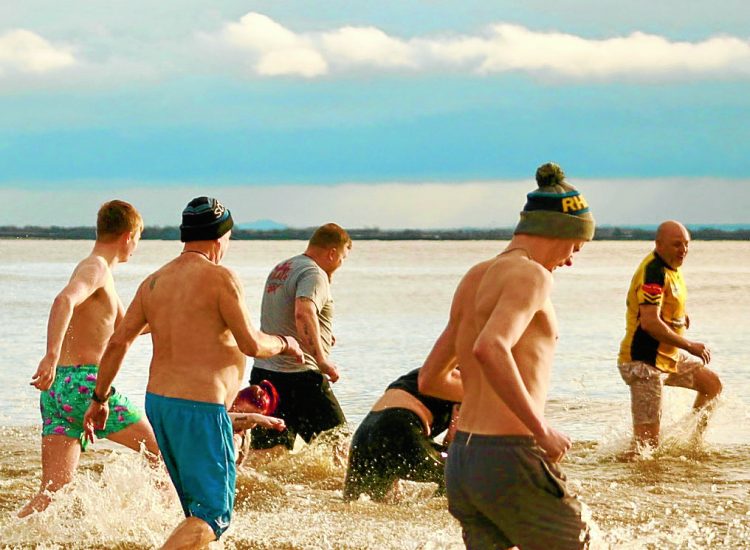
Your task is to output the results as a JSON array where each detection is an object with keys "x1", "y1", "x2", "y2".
[
  {"x1": 343, "y1": 408, "x2": 446, "y2": 501},
  {"x1": 249, "y1": 367, "x2": 346, "y2": 450}
]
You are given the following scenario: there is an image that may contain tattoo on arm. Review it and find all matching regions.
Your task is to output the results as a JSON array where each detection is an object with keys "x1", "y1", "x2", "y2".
[
  {"x1": 149, "y1": 276, "x2": 159, "y2": 290},
  {"x1": 302, "y1": 325, "x2": 314, "y2": 347}
]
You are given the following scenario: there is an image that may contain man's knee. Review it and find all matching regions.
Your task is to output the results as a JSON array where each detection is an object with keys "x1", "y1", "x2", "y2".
[{"x1": 696, "y1": 368, "x2": 722, "y2": 398}]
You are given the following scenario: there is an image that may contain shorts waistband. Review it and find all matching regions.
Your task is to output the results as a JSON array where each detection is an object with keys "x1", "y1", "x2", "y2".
[
  {"x1": 369, "y1": 407, "x2": 423, "y2": 424},
  {"x1": 146, "y1": 392, "x2": 226, "y2": 411},
  {"x1": 57, "y1": 364, "x2": 99, "y2": 371},
  {"x1": 453, "y1": 431, "x2": 536, "y2": 447}
]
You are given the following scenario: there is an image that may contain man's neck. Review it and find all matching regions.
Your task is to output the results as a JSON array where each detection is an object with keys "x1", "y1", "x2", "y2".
[
  {"x1": 504, "y1": 235, "x2": 551, "y2": 270},
  {"x1": 182, "y1": 243, "x2": 218, "y2": 264},
  {"x1": 303, "y1": 247, "x2": 331, "y2": 279},
  {"x1": 91, "y1": 242, "x2": 120, "y2": 268}
]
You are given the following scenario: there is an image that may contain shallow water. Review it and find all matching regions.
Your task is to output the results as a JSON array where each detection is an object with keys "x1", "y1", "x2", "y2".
[{"x1": 1, "y1": 240, "x2": 749, "y2": 548}]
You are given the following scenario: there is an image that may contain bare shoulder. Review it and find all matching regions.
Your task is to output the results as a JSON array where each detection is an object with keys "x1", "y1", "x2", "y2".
[
  {"x1": 486, "y1": 254, "x2": 551, "y2": 290},
  {"x1": 70, "y1": 254, "x2": 110, "y2": 285}
]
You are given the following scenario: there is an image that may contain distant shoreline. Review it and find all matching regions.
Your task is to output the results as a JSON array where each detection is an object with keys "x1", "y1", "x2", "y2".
[{"x1": 1, "y1": 226, "x2": 749, "y2": 241}]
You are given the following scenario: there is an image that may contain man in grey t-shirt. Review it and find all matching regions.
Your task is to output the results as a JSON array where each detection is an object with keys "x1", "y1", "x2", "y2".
[{"x1": 250, "y1": 223, "x2": 352, "y2": 449}]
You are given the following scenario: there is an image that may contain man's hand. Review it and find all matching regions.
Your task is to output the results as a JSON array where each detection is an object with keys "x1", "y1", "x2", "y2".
[
  {"x1": 535, "y1": 425, "x2": 572, "y2": 463},
  {"x1": 83, "y1": 401, "x2": 109, "y2": 444},
  {"x1": 318, "y1": 358, "x2": 340, "y2": 383},
  {"x1": 687, "y1": 341, "x2": 711, "y2": 364},
  {"x1": 281, "y1": 336, "x2": 304, "y2": 363},
  {"x1": 30, "y1": 354, "x2": 57, "y2": 391}
]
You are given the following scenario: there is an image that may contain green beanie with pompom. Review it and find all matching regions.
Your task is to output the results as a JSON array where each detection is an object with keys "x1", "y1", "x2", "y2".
[{"x1": 514, "y1": 162, "x2": 595, "y2": 241}]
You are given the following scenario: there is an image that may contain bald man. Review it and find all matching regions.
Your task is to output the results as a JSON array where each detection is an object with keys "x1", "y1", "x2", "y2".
[{"x1": 618, "y1": 220, "x2": 722, "y2": 450}]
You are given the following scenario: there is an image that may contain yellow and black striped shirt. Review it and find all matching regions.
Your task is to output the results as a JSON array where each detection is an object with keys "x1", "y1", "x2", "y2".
[{"x1": 618, "y1": 251, "x2": 687, "y2": 373}]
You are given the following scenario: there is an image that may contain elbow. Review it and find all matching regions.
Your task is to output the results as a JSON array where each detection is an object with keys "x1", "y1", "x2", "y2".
[
  {"x1": 417, "y1": 370, "x2": 434, "y2": 395},
  {"x1": 104, "y1": 333, "x2": 129, "y2": 357},
  {"x1": 52, "y1": 292, "x2": 74, "y2": 313},
  {"x1": 472, "y1": 338, "x2": 493, "y2": 365},
  {"x1": 639, "y1": 318, "x2": 659, "y2": 336}
]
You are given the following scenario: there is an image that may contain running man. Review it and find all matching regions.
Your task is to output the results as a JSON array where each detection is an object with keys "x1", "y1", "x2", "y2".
[
  {"x1": 83, "y1": 197, "x2": 303, "y2": 548},
  {"x1": 250, "y1": 223, "x2": 352, "y2": 451},
  {"x1": 19, "y1": 200, "x2": 159, "y2": 518},
  {"x1": 419, "y1": 163, "x2": 594, "y2": 549},
  {"x1": 617, "y1": 220, "x2": 722, "y2": 450}
]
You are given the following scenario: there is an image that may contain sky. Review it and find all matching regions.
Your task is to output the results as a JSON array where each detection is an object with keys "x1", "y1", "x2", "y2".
[{"x1": 1, "y1": 1, "x2": 749, "y2": 228}]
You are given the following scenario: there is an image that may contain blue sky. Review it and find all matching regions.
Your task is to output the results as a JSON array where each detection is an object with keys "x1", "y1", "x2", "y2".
[{"x1": 1, "y1": 1, "x2": 749, "y2": 228}]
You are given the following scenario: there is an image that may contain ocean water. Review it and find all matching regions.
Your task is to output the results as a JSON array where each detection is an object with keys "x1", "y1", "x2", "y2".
[{"x1": 1, "y1": 239, "x2": 749, "y2": 549}]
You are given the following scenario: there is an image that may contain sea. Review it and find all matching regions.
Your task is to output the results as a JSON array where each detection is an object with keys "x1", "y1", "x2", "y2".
[{"x1": 0, "y1": 239, "x2": 748, "y2": 549}]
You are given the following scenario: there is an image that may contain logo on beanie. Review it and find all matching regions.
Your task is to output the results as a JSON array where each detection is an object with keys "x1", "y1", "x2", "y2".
[
  {"x1": 561, "y1": 194, "x2": 589, "y2": 214},
  {"x1": 212, "y1": 200, "x2": 226, "y2": 217}
]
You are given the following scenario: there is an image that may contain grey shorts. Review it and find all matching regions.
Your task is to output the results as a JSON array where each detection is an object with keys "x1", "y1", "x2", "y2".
[
  {"x1": 618, "y1": 352, "x2": 705, "y2": 425},
  {"x1": 445, "y1": 432, "x2": 590, "y2": 550}
]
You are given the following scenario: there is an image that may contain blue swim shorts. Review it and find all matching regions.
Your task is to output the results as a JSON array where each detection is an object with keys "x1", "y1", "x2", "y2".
[{"x1": 145, "y1": 393, "x2": 235, "y2": 539}]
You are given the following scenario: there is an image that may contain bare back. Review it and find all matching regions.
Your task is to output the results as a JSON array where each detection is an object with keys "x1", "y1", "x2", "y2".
[
  {"x1": 139, "y1": 255, "x2": 246, "y2": 406},
  {"x1": 59, "y1": 257, "x2": 120, "y2": 366},
  {"x1": 454, "y1": 251, "x2": 557, "y2": 435}
]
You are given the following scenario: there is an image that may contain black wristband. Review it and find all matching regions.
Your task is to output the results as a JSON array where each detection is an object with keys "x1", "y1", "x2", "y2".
[{"x1": 91, "y1": 386, "x2": 115, "y2": 404}]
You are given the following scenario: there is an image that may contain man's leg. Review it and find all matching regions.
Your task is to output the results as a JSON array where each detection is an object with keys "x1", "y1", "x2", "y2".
[
  {"x1": 106, "y1": 418, "x2": 161, "y2": 462},
  {"x1": 690, "y1": 367, "x2": 722, "y2": 410},
  {"x1": 296, "y1": 370, "x2": 346, "y2": 444},
  {"x1": 619, "y1": 362, "x2": 664, "y2": 450},
  {"x1": 18, "y1": 435, "x2": 81, "y2": 517},
  {"x1": 160, "y1": 516, "x2": 215, "y2": 550},
  {"x1": 667, "y1": 363, "x2": 723, "y2": 439}
]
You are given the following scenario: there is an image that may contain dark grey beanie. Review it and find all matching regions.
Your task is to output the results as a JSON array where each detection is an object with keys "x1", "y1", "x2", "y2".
[{"x1": 180, "y1": 197, "x2": 234, "y2": 242}]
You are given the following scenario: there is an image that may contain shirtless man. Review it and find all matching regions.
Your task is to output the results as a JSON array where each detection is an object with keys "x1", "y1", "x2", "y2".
[
  {"x1": 83, "y1": 197, "x2": 303, "y2": 549},
  {"x1": 419, "y1": 163, "x2": 594, "y2": 550},
  {"x1": 19, "y1": 200, "x2": 159, "y2": 518}
]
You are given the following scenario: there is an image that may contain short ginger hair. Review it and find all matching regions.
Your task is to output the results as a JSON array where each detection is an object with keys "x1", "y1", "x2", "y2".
[{"x1": 96, "y1": 200, "x2": 143, "y2": 243}]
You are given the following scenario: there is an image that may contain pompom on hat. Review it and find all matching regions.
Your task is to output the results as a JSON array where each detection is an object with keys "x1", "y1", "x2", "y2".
[
  {"x1": 514, "y1": 162, "x2": 595, "y2": 241},
  {"x1": 180, "y1": 196, "x2": 234, "y2": 243}
]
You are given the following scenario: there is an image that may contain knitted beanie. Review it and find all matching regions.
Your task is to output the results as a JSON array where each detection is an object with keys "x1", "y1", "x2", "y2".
[
  {"x1": 514, "y1": 163, "x2": 595, "y2": 241},
  {"x1": 180, "y1": 197, "x2": 234, "y2": 242}
]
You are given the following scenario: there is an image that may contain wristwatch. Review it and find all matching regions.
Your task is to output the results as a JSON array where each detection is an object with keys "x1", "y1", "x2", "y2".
[{"x1": 91, "y1": 386, "x2": 115, "y2": 404}]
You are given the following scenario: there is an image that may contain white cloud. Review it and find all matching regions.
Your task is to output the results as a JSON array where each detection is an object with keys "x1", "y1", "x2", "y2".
[
  {"x1": 221, "y1": 12, "x2": 327, "y2": 77},
  {"x1": 214, "y1": 13, "x2": 750, "y2": 81},
  {"x1": 0, "y1": 29, "x2": 76, "y2": 75},
  {"x1": 321, "y1": 27, "x2": 416, "y2": 69},
  {"x1": 476, "y1": 25, "x2": 750, "y2": 80}
]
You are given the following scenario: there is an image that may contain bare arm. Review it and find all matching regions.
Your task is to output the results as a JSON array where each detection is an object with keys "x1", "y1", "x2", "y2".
[
  {"x1": 295, "y1": 297, "x2": 339, "y2": 382},
  {"x1": 220, "y1": 269, "x2": 303, "y2": 361},
  {"x1": 418, "y1": 323, "x2": 462, "y2": 402},
  {"x1": 640, "y1": 305, "x2": 710, "y2": 363},
  {"x1": 82, "y1": 282, "x2": 149, "y2": 440},
  {"x1": 117, "y1": 296, "x2": 150, "y2": 335},
  {"x1": 31, "y1": 259, "x2": 108, "y2": 390},
  {"x1": 230, "y1": 412, "x2": 285, "y2": 431}
]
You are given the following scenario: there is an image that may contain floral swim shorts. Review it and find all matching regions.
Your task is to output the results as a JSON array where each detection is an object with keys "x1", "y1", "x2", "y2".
[{"x1": 40, "y1": 364, "x2": 142, "y2": 449}]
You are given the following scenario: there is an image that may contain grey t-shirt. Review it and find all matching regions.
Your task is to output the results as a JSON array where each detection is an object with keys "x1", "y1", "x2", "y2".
[{"x1": 254, "y1": 254, "x2": 334, "y2": 373}]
